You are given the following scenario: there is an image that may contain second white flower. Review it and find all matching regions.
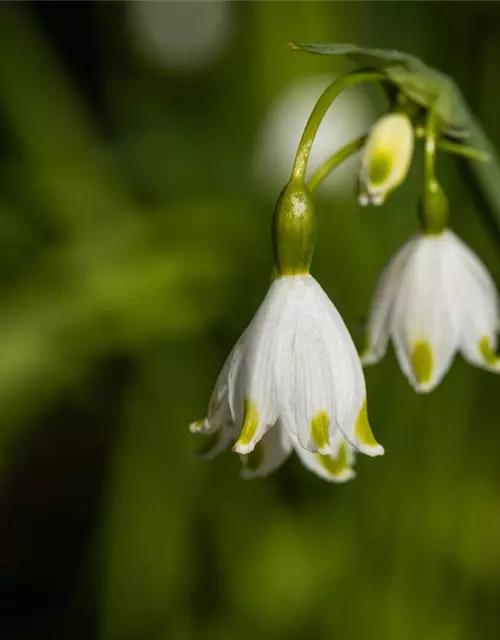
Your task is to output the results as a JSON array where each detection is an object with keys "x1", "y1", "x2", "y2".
[{"x1": 362, "y1": 229, "x2": 500, "y2": 392}]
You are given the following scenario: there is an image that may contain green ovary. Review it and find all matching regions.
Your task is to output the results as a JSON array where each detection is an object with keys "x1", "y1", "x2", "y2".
[{"x1": 272, "y1": 181, "x2": 315, "y2": 276}]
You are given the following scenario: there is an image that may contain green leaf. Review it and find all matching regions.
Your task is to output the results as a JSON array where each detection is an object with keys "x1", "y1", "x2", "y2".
[{"x1": 290, "y1": 42, "x2": 469, "y2": 138}]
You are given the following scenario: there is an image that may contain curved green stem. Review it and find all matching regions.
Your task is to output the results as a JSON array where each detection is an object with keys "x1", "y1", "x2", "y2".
[
  {"x1": 308, "y1": 135, "x2": 367, "y2": 193},
  {"x1": 290, "y1": 71, "x2": 385, "y2": 184}
]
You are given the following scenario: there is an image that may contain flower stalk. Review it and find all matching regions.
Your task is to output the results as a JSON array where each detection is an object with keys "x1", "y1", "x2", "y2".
[
  {"x1": 290, "y1": 71, "x2": 385, "y2": 184},
  {"x1": 419, "y1": 107, "x2": 449, "y2": 234},
  {"x1": 308, "y1": 135, "x2": 367, "y2": 194}
]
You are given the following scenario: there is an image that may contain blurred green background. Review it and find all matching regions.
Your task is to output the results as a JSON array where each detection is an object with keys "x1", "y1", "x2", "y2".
[{"x1": 0, "y1": 2, "x2": 499, "y2": 639}]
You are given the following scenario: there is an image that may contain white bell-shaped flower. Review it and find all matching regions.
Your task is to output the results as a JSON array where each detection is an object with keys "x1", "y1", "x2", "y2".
[
  {"x1": 359, "y1": 112, "x2": 414, "y2": 206},
  {"x1": 191, "y1": 273, "x2": 384, "y2": 466},
  {"x1": 190, "y1": 334, "x2": 356, "y2": 482},
  {"x1": 362, "y1": 229, "x2": 500, "y2": 392}
]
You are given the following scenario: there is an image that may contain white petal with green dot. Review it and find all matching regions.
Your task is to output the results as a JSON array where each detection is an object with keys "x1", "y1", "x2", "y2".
[
  {"x1": 359, "y1": 112, "x2": 414, "y2": 206},
  {"x1": 390, "y1": 232, "x2": 460, "y2": 392},
  {"x1": 310, "y1": 278, "x2": 383, "y2": 456},
  {"x1": 293, "y1": 429, "x2": 356, "y2": 483},
  {"x1": 272, "y1": 277, "x2": 339, "y2": 453},
  {"x1": 232, "y1": 278, "x2": 290, "y2": 454}
]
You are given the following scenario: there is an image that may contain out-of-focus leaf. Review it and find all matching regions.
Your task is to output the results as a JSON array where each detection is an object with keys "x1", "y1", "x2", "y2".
[{"x1": 291, "y1": 42, "x2": 469, "y2": 137}]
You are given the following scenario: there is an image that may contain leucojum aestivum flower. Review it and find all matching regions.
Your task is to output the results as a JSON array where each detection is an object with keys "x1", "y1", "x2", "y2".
[{"x1": 191, "y1": 42, "x2": 500, "y2": 482}]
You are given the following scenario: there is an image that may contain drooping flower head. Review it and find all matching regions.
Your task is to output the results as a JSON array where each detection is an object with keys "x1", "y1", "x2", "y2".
[
  {"x1": 362, "y1": 182, "x2": 500, "y2": 392},
  {"x1": 191, "y1": 180, "x2": 384, "y2": 481}
]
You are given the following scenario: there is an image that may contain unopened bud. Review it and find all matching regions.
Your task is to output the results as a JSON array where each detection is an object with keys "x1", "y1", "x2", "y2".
[{"x1": 359, "y1": 113, "x2": 414, "y2": 206}]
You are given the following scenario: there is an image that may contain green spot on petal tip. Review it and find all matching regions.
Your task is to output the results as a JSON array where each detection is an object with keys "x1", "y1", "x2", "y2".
[
  {"x1": 317, "y1": 443, "x2": 352, "y2": 478},
  {"x1": 354, "y1": 401, "x2": 382, "y2": 451},
  {"x1": 479, "y1": 336, "x2": 499, "y2": 367},
  {"x1": 411, "y1": 341, "x2": 434, "y2": 385},
  {"x1": 310, "y1": 410, "x2": 330, "y2": 451},
  {"x1": 235, "y1": 400, "x2": 259, "y2": 448}
]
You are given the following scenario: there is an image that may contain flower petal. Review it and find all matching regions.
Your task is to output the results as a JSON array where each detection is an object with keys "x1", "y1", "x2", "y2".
[
  {"x1": 361, "y1": 236, "x2": 418, "y2": 365},
  {"x1": 444, "y1": 232, "x2": 500, "y2": 372},
  {"x1": 233, "y1": 279, "x2": 288, "y2": 454},
  {"x1": 190, "y1": 334, "x2": 246, "y2": 437},
  {"x1": 448, "y1": 231, "x2": 499, "y2": 300},
  {"x1": 275, "y1": 276, "x2": 338, "y2": 454},
  {"x1": 390, "y1": 233, "x2": 460, "y2": 392},
  {"x1": 293, "y1": 430, "x2": 356, "y2": 483},
  {"x1": 193, "y1": 422, "x2": 238, "y2": 460},
  {"x1": 311, "y1": 278, "x2": 384, "y2": 456},
  {"x1": 239, "y1": 422, "x2": 293, "y2": 479}
]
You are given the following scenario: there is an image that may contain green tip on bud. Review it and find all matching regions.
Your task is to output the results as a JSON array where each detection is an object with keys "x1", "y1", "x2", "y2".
[
  {"x1": 272, "y1": 180, "x2": 316, "y2": 276},
  {"x1": 418, "y1": 180, "x2": 449, "y2": 235},
  {"x1": 359, "y1": 112, "x2": 414, "y2": 206}
]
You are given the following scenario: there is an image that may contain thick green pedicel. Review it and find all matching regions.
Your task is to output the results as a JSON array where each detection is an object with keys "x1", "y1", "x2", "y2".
[
  {"x1": 479, "y1": 336, "x2": 499, "y2": 367},
  {"x1": 235, "y1": 400, "x2": 259, "y2": 448},
  {"x1": 418, "y1": 181, "x2": 449, "y2": 235},
  {"x1": 317, "y1": 443, "x2": 350, "y2": 477},
  {"x1": 311, "y1": 410, "x2": 330, "y2": 450},
  {"x1": 412, "y1": 341, "x2": 434, "y2": 384},
  {"x1": 354, "y1": 401, "x2": 379, "y2": 448},
  {"x1": 272, "y1": 180, "x2": 315, "y2": 276}
]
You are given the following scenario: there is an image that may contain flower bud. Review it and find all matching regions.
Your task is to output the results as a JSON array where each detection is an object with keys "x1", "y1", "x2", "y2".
[
  {"x1": 359, "y1": 113, "x2": 414, "y2": 206},
  {"x1": 272, "y1": 180, "x2": 316, "y2": 275}
]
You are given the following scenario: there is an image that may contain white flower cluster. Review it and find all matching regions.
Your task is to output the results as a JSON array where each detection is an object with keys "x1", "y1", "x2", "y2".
[{"x1": 190, "y1": 104, "x2": 500, "y2": 484}]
